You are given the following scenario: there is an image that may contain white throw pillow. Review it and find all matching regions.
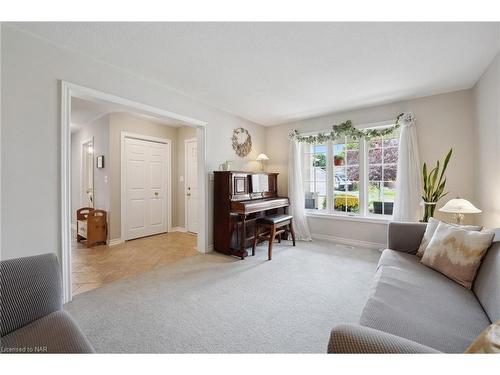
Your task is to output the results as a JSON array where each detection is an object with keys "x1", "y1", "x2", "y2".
[
  {"x1": 416, "y1": 217, "x2": 482, "y2": 258},
  {"x1": 421, "y1": 222, "x2": 494, "y2": 289}
]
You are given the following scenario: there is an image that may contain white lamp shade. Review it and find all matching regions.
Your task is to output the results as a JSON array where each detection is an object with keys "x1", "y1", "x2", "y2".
[
  {"x1": 438, "y1": 198, "x2": 481, "y2": 214},
  {"x1": 256, "y1": 153, "x2": 269, "y2": 161}
]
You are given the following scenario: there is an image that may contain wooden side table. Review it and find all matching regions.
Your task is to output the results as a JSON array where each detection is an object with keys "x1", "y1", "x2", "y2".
[{"x1": 76, "y1": 207, "x2": 107, "y2": 248}]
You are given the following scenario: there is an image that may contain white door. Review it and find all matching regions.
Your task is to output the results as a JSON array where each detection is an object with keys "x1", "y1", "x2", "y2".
[
  {"x1": 124, "y1": 138, "x2": 168, "y2": 240},
  {"x1": 185, "y1": 139, "x2": 198, "y2": 233}
]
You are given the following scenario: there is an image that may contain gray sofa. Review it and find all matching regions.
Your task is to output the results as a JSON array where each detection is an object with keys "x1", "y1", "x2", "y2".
[
  {"x1": 328, "y1": 222, "x2": 500, "y2": 353},
  {"x1": 0, "y1": 253, "x2": 94, "y2": 353}
]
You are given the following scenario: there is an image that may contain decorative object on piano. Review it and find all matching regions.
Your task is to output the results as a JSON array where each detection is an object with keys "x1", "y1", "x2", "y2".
[
  {"x1": 219, "y1": 160, "x2": 232, "y2": 171},
  {"x1": 256, "y1": 153, "x2": 269, "y2": 171},
  {"x1": 288, "y1": 113, "x2": 412, "y2": 143},
  {"x1": 96, "y1": 155, "x2": 105, "y2": 169},
  {"x1": 232, "y1": 127, "x2": 252, "y2": 157}
]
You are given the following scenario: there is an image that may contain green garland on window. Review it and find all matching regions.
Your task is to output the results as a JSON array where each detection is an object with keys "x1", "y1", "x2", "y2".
[{"x1": 289, "y1": 112, "x2": 413, "y2": 143}]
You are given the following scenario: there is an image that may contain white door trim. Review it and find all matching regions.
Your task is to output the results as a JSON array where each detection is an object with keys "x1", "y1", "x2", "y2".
[
  {"x1": 184, "y1": 137, "x2": 197, "y2": 232},
  {"x1": 120, "y1": 132, "x2": 172, "y2": 241},
  {"x1": 61, "y1": 81, "x2": 208, "y2": 303}
]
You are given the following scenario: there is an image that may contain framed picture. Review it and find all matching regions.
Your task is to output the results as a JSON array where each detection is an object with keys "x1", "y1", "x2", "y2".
[
  {"x1": 96, "y1": 155, "x2": 105, "y2": 169},
  {"x1": 235, "y1": 177, "x2": 246, "y2": 193}
]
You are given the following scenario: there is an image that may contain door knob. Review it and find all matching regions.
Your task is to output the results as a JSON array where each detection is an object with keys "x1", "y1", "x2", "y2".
[{"x1": 154, "y1": 192, "x2": 159, "y2": 197}]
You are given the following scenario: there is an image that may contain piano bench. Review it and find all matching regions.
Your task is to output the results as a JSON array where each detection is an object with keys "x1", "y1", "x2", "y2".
[{"x1": 252, "y1": 215, "x2": 296, "y2": 260}]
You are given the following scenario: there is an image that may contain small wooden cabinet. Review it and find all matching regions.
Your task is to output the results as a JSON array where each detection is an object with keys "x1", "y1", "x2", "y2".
[{"x1": 76, "y1": 207, "x2": 108, "y2": 248}]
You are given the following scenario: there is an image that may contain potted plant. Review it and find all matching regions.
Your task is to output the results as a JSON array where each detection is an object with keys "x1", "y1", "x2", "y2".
[
  {"x1": 334, "y1": 194, "x2": 359, "y2": 212},
  {"x1": 334, "y1": 154, "x2": 345, "y2": 166},
  {"x1": 421, "y1": 148, "x2": 453, "y2": 222}
]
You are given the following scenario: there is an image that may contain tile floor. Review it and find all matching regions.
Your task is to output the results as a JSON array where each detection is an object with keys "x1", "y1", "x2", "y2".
[{"x1": 71, "y1": 231, "x2": 198, "y2": 296}]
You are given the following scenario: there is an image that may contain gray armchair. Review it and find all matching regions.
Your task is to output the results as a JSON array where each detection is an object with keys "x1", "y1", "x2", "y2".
[
  {"x1": 0, "y1": 253, "x2": 94, "y2": 353},
  {"x1": 328, "y1": 324, "x2": 439, "y2": 353}
]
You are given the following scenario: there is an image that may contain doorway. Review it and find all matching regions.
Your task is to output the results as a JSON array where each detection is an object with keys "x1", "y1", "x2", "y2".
[
  {"x1": 185, "y1": 138, "x2": 198, "y2": 233},
  {"x1": 61, "y1": 81, "x2": 208, "y2": 303},
  {"x1": 122, "y1": 134, "x2": 171, "y2": 241},
  {"x1": 81, "y1": 138, "x2": 95, "y2": 208}
]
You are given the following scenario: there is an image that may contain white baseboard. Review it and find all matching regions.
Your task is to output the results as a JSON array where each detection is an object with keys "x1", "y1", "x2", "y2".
[
  {"x1": 311, "y1": 233, "x2": 386, "y2": 250},
  {"x1": 108, "y1": 238, "x2": 124, "y2": 246},
  {"x1": 171, "y1": 227, "x2": 187, "y2": 232}
]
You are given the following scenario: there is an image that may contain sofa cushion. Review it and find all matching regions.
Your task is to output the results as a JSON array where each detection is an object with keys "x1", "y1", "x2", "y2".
[
  {"x1": 360, "y1": 249, "x2": 491, "y2": 353},
  {"x1": 416, "y1": 217, "x2": 482, "y2": 258},
  {"x1": 0, "y1": 310, "x2": 94, "y2": 353},
  {"x1": 420, "y1": 222, "x2": 494, "y2": 289},
  {"x1": 464, "y1": 320, "x2": 500, "y2": 353}
]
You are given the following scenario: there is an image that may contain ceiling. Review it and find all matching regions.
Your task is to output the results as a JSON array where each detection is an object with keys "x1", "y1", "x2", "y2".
[
  {"x1": 71, "y1": 97, "x2": 182, "y2": 133},
  {"x1": 14, "y1": 22, "x2": 500, "y2": 126}
]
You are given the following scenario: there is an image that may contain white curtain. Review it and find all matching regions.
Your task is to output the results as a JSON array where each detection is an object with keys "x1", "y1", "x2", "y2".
[
  {"x1": 288, "y1": 140, "x2": 312, "y2": 240},
  {"x1": 393, "y1": 113, "x2": 422, "y2": 222}
]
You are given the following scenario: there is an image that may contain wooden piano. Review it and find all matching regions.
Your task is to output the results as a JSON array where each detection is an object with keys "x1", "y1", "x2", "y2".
[{"x1": 213, "y1": 171, "x2": 290, "y2": 259}]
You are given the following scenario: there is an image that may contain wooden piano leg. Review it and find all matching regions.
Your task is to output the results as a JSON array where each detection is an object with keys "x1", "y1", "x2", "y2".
[
  {"x1": 252, "y1": 223, "x2": 258, "y2": 256},
  {"x1": 240, "y1": 214, "x2": 246, "y2": 260},
  {"x1": 282, "y1": 205, "x2": 290, "y2": 240},
  {"x1": 268, "y1": 226, "x2": 276, "y2": 261},
  {"x1": 289, "y1": 220, "x2": 296, "y2": 247}
]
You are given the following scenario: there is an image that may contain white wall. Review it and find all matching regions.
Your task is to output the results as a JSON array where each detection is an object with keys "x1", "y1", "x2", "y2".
[
  {"x1": 1, "y1": 26, "x2": 266, "y2": 260},
  {"x1": 266, "y1": 89, "x2": 477, "y2": 245},
  {"x1": 473, "y1": 52, "x2": 500, "y2": 229},
  {"x1": 71, "y1": 115, "x2": 110, "y2": 228}
]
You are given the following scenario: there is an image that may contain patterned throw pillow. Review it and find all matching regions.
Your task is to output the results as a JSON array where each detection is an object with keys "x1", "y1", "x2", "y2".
[
  {"x1": 465, "y1": 321, "x2": 500, "y2": 353},
  {"x1": 421, "y1": 222, "x2": 494, "y2": 289},
  {"x1": 416, "y1": 217, "x2": 482, "y2": 258}
]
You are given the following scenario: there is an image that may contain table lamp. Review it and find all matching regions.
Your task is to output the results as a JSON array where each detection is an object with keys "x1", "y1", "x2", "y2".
[
  {"x1": 257, "y1": 153, "x2": 269, "y2": 171},
  {"x1": 438, "y1": 197, "x2": 481, "y2": 224}
]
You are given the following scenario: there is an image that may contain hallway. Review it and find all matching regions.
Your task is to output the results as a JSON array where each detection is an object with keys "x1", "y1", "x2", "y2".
[{"x1": 72, "y1": 232, "x2": 198, "y2": 296}]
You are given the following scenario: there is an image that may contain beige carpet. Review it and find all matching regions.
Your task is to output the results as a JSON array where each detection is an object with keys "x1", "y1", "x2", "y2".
[{"x1": 64, "y1": 239, "x2": 381, "y2": 353}]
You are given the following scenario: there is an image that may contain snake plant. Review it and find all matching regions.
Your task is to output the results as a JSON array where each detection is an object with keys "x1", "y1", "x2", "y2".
[{"x1": 421, "y1": 148, "x2": 453, "y2": 222}]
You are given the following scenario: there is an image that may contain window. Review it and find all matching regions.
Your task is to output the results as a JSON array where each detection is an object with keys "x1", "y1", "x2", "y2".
[
  {"x1": 303, "y1": 125, "x2": 399, "y2": 218},
  {"x1": 367, "y1": 131, "x2": 399, "y2": 215},
  {"x1": 303, "y1": 144, "x2": 327, "y2": 210},
  {"x1": 333, "y1": 136, "x2": 360, "y2": 214}
]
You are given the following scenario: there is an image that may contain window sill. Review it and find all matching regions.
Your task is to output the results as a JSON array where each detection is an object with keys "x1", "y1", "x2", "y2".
[{"x1": 305, "y1": 211, "x2": 392, "y2": 225}]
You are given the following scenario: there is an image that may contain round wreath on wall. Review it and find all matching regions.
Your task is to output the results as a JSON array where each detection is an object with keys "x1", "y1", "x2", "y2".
[{"x1": 231, "y1": 127, "x2": 252, "y2": 157}]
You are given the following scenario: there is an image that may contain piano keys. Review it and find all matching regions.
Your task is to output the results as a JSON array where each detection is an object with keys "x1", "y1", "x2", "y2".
[{"x1": 213, "y1": 171, "x2": 290, "y2": 259}]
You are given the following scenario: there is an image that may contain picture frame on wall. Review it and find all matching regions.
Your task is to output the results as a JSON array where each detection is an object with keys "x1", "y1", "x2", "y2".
[{"x1": 96, "y1": 155, "x2": 105, "y2": 169}]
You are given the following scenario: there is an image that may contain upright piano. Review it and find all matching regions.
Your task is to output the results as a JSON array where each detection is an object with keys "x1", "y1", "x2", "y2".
[{"x1": 213, "y1": 171, "x2": 290, "y2": 259}]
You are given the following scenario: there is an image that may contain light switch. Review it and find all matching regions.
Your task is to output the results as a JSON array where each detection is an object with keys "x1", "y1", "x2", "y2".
[{"x1": 104, "y1": 176, "x2": 108, "y2": 183}]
